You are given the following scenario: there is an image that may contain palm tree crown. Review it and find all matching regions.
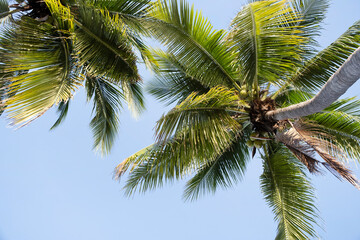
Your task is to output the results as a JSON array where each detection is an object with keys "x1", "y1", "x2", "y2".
[
  {"x1": 0, "y1": 0, "x2": 153, "y2": 154},
  {"x1": 116, "y1": 0, "x2": 360, "y2": 238}
]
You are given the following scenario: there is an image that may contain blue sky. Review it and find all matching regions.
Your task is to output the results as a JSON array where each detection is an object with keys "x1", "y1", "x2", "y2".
[{"x1": 1, "y1": 1, "x2": 360, "y2": 239}]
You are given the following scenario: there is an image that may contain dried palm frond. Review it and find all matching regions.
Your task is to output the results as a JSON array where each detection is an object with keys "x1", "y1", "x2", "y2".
[{"x1": 291, "y1": 121, "x2": 360, "y2": 189}]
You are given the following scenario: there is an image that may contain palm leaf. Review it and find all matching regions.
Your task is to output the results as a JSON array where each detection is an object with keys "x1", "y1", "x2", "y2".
[
  {"x1": 260, "y1": 141, "x2": 319, "y2": 240},
  {"x1": 50, "y1": 100, "x2": 70, "y2": 130},
  {"x1": 147, "y1": 49, "x2": 209, "y2": 105},
  {"x1": 145, "y1": 0, "x2": 241, "y2": 90},
  {"x1": 0, "y1": 0, "x2": 13, "y2": 24},
  {"x1": 86, "y1": 76, "x2": 124, "y2": 154},
  {"x1": 116, "y1": 91, "x2": 245, "y2": 196},
  {"x1": 228, "y1": 0, "x2": 305, "y2": 88},
  {"x1": 81, "y1": 0, "x2": 150, "y2": 16},
  {"x1": 292, "y1": 121, "x2": 360, "y2": 189},
  {"x1": 0, "y1": 0, "x2": 8, "y2": 13},
  {"x1": 78, "y1": 0, "x2": 154, "y2": 65},
  {"x1": 305, "y1": 105, "x2": 360, "y2": 163},
  {"x1": 74, "y1": 5, "x2": 140, "y2": 83},
  {"x1": 0, "y1": 15, "x2": 80, "y2": 126},
  {"x1": 122, "y1": 81, "x2": 145, "y2": 117},
  {"x1": 289, "y1": 0, "x2": 329, "y2": 57},
  {"x1": 183, "y1": 134, "x2": 250, "y2": 201},
  {"x1": 155, "y1": 87, "x2": 245, "y2": 143},
  {"x1": 287, "y1": 20, "x2": 360, "y2": 92}
]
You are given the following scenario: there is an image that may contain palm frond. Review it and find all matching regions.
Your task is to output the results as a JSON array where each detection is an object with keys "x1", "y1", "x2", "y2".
[
  {"x1": 183, "y1": 134, "x2": 250, "y2": 201},
  {"x1": 81, "y1": 0, "x2": 150, "y2": 16},
  {"x1": 121, "y1": 81, "x2": 144, "y2": 117},
  {"x1": 275, "y1": 128, "x2": 322, "y2": 173},
  {"x1": 260, "y1": 141, "x2": 319, "y2": 240},
  {"x1": 155, "y1": 86, "x2": 245, "y2": 143},
  {"x1": 0, "y1": 16, "x2": 80, "y2": 126},
  {"x1": 292, "y1": 122, "x2": 360, "y2": 189},
  {"x1": 46, "y1": 0, "x2": 74, "y2": 31},
  {"x1": 115, "y1": 135, "x2": 205, "y2": 196},
  {"x1": 146, "y1": 49, "x2": 209, "y2": 105},
  {"x1": 0, "y1": 0, "x2": 12, "y2": 24},
  {"x1": 74, "y1": 6, "x2": 140, "y2": 83},
  {"x1": 145, "y1": 0, "x2": 240, "y2": 90},
  {"x1": 274, "y1": 88, "x2": 312, "y2": 107},
  {"x1": 304, "y1": 102, "x2": 360, "y2": 163},
  {"x1": 79, "y1": 0, "x2": 153, "y2": 65},
  {"x1": 116, "y1": 100, "x2": 245, "y2": 196},
  {"x1": 86, "y1": 76, "x2": 124, "y2": 154},
  {"x1": 50, "y1": 100, "x2": 70, "y2": 130},
  {"x1": 228, "y1": 0, "x2": 305, "y2": 88},
  {"x1": 0, "y1": 0, "x2": 8, "y2": 13},
  {"x1": 289, "y1": 0, "x2": 329, "y2": 57},
  {"x1": 288, "y1": 20, "x2": 360, "y2": 92}
]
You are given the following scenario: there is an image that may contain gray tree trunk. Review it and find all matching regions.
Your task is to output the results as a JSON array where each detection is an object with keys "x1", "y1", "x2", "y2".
[{"x1": 266, "y1": 47, "x2": 360, "y2": 121}]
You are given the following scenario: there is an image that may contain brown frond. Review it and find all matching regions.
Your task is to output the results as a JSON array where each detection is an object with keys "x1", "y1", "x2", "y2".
[
  {"x1": 291, "y1": 121, "x2": 360, "y2": 190},
  {"x1": 287, "y1": 145, "x2": 322, "y2": 173},
  {"x1": 275, "y1": 129, "x2": 321, "y2": 173}
]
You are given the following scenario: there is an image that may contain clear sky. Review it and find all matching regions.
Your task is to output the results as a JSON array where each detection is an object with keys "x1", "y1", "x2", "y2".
[{"x1": 1, "y1": 1, "x2": 360, "y2": 240}]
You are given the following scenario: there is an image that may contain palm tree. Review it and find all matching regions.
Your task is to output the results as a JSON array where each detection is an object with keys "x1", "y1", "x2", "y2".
[
  {"x1": 115, "y1": 0, "x2": 360, "y2": 238},
  {"x1": 0, "y1": 0, "x2": 152, "y2": 154}
]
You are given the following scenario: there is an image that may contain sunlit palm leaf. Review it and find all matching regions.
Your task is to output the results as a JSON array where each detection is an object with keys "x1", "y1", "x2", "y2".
[
  {"x1": 74, "y1": 6, "x2": 140, "y2": 83},
  {"x1": 79, "y1": 0, "x2": 154, "y2": 65},
  {"x1": 145, "y1": 0, "x2": 240, "y2": 90},
  {"x1": 288, "y1": 20, "x2": 360, "y2": 92},
  {"x1": 118, "y1": 126, "x2": 241, "y2": 196},
  {"x1": 304, "y1": 98, "x2": 360, "y2": 162},
  {"x1": 155, "y1": 87, "x2": 245, "y2": 143},
  {"x1": 147, "y1": 49, "x2": 209, "y2": 105},
  {"x1": 117, "y1": 140, "x2": 194, "y2": 195},
  {"x1": 1, "y1": 14, "x2": 80, "y2": 126},
  {"x1": 0, "y1": 0, "x2": 13, "y2": 25},
  {"x1": 82, "y1": 0, "x2": 150, "y2": 16},
  {"x1": 289, "y1": 0, "x2": 329, "y2": 57},
  {"x1": 228, "y1": 0, "x2": 305, "y2": 88},
  {"x1": 261, "y1": 142, "x2": 319, "y2": 240},
  {"x1": 183, "y1": 134, "x2": 250, "y2": 201},
  {"x1": 121, "y1": 81, "x2": 145, "y2": 117},
  {"x1": 116, "y1": 87, "x2": 247, "y2": 195}
]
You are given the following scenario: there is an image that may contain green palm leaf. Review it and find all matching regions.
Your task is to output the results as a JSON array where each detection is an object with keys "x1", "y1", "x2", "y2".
[
  {"x1": 81, "y1": 0, "x2": 150, "y2": 16},
  {"x1": 147, "y1": 49, "x2": 209, "y2": 105},
  {"x1": 289, "y1": 0, "x2": 329, "y2": 54},
  {"x1": 0, "y1": 0, "x2": 12, "y2": 24},
  {"x1": 261, "y1": 141, "x2": 319, "y2": 239},
  {"x1": 145, "y1": 0, "x2": 241, "y2": 90},
  {"x1": 0, "y1": 14, "x2": 80, "y2": 126},
  {"x1": 304, "y1": 99, "x2": 360, "y2": 162},
  {"x1": 183, "y1": 134, "x2": 250, "y2": 201},
  {"x1": 86, "y1": 76, "x2": 124, "y2": 155},
  {"x1": 117, "y1": 87, "x2": 247, "y2": 195},
  {"x1": 287, "y1": 20, "x2": 360, "y2": 92},
  {"x1": 228, "y1": 0, "x2": 305, "y2": 88},
  {"x1": 78, "y1": 0, "x2": 154, "y2": 65},
  {"x1": 50, "y1": 100, "x2": 70, "y2": 130},
  {"x1": 155, "y1": 87, "x2": 245, "y2": 143},
  {"x1": 0, "y1": 0, "x2": 8, "y2": 13},
  {"x1": 74, "y1": 5, "x2": 140, "y2": 83}
]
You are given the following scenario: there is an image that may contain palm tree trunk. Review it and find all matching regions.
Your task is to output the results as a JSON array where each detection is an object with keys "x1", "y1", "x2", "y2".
[{"x1": 266, "y1": 47, "x2": 360, "y2": 121}]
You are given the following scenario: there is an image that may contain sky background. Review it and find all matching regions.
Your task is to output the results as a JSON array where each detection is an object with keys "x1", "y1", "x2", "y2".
[{"x1": 1, "y1": 1, "x2": 360, "y2": 239}]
